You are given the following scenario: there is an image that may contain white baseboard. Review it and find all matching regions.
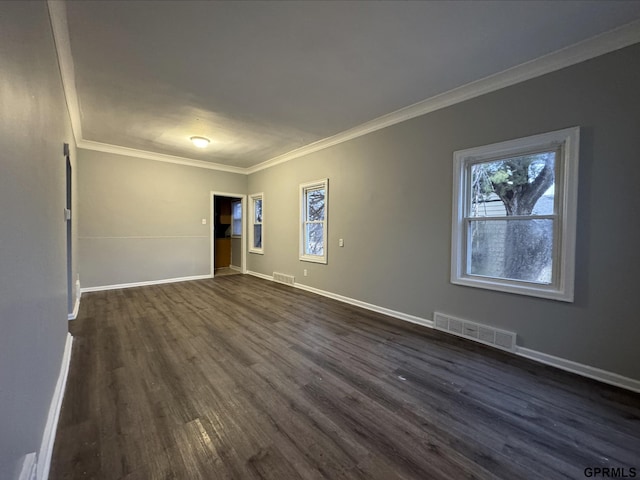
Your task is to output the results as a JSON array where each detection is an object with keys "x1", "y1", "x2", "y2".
[
  {"x1": 37, "y1": 332, "x2": 73, "y2": 480},
  {"x1": 229, "y1": 264, "x2": 242, "y2": 272},
  {"x1": 17, "y1": 452, "x2": 37, "y2": 480},
  {"x1": 293, "y1": 282, "x2": 434, "y2": 329},
  {"x1": 67, "y1": 281, "x2": 81, "y2": 320},
  {"x1": 515, "y1": 346, "x2": 640, "y2": 394},
  {"x1": 246, "y1": 271, "x2": 433, "y2": 329},
  {"x1": 246, "y1": 270, "x2": 273, "y2": 281},
  {"x1": 246, "y1": 270, "x2": 640, "y2": 393},
  {"x1": 81, "y1": 274, "x2": 212, "y2": 293}
]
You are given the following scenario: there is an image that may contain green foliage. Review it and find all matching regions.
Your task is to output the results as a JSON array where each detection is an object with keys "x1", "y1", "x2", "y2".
[
  {"x1": 472, "y1": 152, "x2": 554, "y2": 216},
  {"x1": 476, "y1": 153, "x2": 550, "y2": 198}
]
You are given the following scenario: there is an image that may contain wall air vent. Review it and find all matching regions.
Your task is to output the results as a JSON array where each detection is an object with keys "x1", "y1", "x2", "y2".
[
  {"x1": 433, "y1": 312, "x2": 516, "y2": 352},
  {"x1": 273, "y1": 272, "x2": 295, "y2": 286}
]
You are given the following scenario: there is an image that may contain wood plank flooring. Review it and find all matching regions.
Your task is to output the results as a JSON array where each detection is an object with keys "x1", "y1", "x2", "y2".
[{"x1": 50, "y1": 275, "x2": 640, "y2": 479}]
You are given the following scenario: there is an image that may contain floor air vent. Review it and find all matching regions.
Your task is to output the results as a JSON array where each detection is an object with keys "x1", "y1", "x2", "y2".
[
  {"x1": 433, "y1": 312, "x2": 516, "y2": 352},
  {"x1": 273, "y1": 272, "x2": 295, "y2": 286}
]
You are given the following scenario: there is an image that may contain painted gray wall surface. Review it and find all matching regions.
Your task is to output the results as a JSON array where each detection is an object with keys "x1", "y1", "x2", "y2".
[
  {"x1": 248, "y1": 43, "x2": 640, "y2": 381},
  {"x1": 0, "y1": 1, "x2": 78, "y2": 477},
  {"x1": 78, "y1": 150, "x2": 246, "y2": 287},
  {"x1": 231, "y1": 237, "x2": 242, "y2": 268}
]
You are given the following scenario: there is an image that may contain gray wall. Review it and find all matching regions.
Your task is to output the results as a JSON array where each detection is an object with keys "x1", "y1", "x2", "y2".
[
  {"x1": 247, "y1": 43, "x2": 640, "y2": 381},
  {"x1": 78, "y1": 150, "x2": 247, "y2": 287},
  {"x1": 0, "y1": 1, "x2": 78, "y2": 478}
]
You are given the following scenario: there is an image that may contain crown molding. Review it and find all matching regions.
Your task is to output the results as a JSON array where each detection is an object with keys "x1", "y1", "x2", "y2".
[
  {"x1": 247, "y1": 19, "x2": 640, "y2": 174},
  {"x1": 48, "y1": 0, "x2": 83, "y2": 145},
  {"x1": 48, "y1": 0, "x2": 639, "y2": 176},
  {"x1": 77, "y1": 140, "x2": 247, "y2": 174}
]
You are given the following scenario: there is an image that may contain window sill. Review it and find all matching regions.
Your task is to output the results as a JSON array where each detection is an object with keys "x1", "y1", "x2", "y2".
[
  {"x1": 299, "y1": 255, "x2": 327, "y2": 264},
  {"x1": 451, "y1": 275, "x2": 573, "y2": 302}
]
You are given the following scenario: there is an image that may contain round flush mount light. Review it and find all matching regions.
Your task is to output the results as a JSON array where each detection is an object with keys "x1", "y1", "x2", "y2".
[{"x1": 190, "y1": 136, "x2": 210, "y2": 148}]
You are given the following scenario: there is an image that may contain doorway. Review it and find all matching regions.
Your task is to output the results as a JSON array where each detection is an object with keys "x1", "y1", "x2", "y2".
[{"x1": 211, "y1": 192, "x2": 247, "y2": 278}]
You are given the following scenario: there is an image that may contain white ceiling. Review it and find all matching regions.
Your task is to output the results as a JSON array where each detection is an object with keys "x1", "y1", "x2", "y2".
[{"x1": 63, "y1": 0, "x2": 640, "y2": 169}]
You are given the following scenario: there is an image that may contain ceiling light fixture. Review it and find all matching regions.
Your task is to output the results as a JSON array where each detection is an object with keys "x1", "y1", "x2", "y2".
[{"x1": 190, "y1": 136, "x2": 210, "y2": 148}]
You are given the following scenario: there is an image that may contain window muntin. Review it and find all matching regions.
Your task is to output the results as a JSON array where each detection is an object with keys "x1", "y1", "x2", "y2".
[
  {"x1": 231, "y1": 200, "x2": 242, "y2": 237},
  {"x1": 300, "y1": 179, "x2": 328, "y2": 263},
  {"x1": 467, "y1": 151, "x2": 557, "y2": 285},
  {"x1": 249, "y1": 193, "x2": 263, "y2": 254},
  {"x1": 452, "y1": 128, "x2": 579, "y2": 301}
]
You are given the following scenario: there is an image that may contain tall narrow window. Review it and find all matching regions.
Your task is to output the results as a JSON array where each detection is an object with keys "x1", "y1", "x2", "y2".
[
  {"x1": 300, "y1": 179, "x2": 328, "y2": 264},
  {"x1": 231, "y1": 200, "x2": 242, "y2": 237},
  {"x1": 249, "y1": 193, "x2": 263, "y2": 254},
  {"x1": 451, "y1": 127, "x2": 579, "y2": 301}
]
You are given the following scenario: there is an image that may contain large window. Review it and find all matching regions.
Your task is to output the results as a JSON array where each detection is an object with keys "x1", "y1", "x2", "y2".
[
  {"x1": 451, "y1": 127, "x2": 579, "y2": 301},
  {"x1": 249, "y1": 193, "x2": 263, "y2": 254},
  {"x1": 300, "y1": 179, "x2": 328, "y2": 264}
]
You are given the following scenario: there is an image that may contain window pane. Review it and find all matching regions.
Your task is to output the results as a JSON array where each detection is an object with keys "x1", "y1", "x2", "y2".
[
  {"x1": 305, "y1": 223, "x2": 324, "y2": 256},
  {"x1": 254, "y1": 199, "x2": 262, "y2": 223},
  {"x1": 233, "y1": 201, "x2": 242, "y2": 219},
  {"x1": 532, "y1": 187, "x2": 554, "y2": 215},
  {"x1": 231, "y1": 201, "x2": 242, "y2": 235},
  {"x1": 306, "y1": 188, "x2": 325, "y2": 221},
  {"x1": 469, "y1": 219, "x2": 553, "y2": 284},
  {"x1": 470, "y1": 152, "x2": 555, "y2": 217},
  {"x1": 253, "y1": 224, "x2": 262, "y2": 249}
]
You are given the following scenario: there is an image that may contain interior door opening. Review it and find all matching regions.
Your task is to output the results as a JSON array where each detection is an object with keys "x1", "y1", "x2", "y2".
[{"x1": 212, "y1": 194, "x2": 245, "y2": 278}]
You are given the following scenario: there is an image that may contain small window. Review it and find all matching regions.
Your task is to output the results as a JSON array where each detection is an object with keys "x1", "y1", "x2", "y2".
[
  {"x1": 451, "y1": 127, "x2": 579, "y2": 301},
  {"x1": 249, "y1": 193, "x2": 263, "y2": 254},
  {"x1": 231, "y1": 200, "x2": 242, "y2": 237},
  {"x1": 300, "y1": 179, "x2": 328, "y2": 264}
]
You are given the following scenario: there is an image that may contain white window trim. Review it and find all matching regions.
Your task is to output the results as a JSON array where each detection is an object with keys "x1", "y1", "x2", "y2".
[
  {"x1": 451, "y1": 127, "x2": 579, "y2": 302},
  {"x1": 248, "y1": 192, "x2": 264, "y2": 254},
  {"x1": 299, "y1": 178, "x2": 328, "y2": 264}
]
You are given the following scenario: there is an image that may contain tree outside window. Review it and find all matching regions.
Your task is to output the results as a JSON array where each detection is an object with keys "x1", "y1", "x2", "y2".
[
  {"x1": 300, "y1": 179, "x2": 328, "y2": 264},
  {"x1": 452, "y1": 128, "x2": 579, "y2": 301},
  {"x1": 470, "y1": 151, "x2": 555, "y2": 283},
  {"x1": 249, "y1": 193, "x2": 263, "y2": 254}
]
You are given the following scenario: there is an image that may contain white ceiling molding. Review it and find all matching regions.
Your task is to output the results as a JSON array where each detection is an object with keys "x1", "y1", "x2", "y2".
[
  {"x1": 48, "y1": 0, "x2": 640, "y2": 176},
  {"x1": 48, "y1": 0, "x2": 83, "y2": 145},
  {"x1": 246, "y1": 19, "x2": 640, "y2": 174},
  {"x1": 77, "y1": 140, "x2": 247, "y2": 174}
]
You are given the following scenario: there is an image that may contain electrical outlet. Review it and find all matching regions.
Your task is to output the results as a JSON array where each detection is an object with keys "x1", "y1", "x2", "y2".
[
  {"x1": 303, "y1": 269, "x2": 308, "y2": 277},
  {"x1": 339, "y1": 238, "x2": 344, "y2": 247},
  {"x1": 202, "y1": 219, "x2": 207, "y2": 225}
]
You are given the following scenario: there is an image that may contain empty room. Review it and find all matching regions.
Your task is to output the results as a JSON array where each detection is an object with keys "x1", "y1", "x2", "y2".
[{"x1": 2, "y1": 1, "x2": 640, "y2": 479}]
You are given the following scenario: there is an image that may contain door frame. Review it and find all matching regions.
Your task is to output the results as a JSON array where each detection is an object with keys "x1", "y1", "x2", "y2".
[
  {"x1": 210, "y1": 191, "x2": 247, "y2": 277},
  {"x1": 65, "y1": 146, "x2": 73, "y2": 314}
]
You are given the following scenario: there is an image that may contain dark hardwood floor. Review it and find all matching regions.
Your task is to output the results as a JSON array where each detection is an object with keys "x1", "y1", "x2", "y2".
[{"x1": 50, "y1": 275, "x2": 640, "y2": 479}]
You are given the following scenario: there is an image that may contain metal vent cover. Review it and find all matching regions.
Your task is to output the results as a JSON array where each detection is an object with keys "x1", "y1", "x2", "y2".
[
  {"x1": 273, "y1": 272, "x2": 295, "y2": 285},
  {"x1": 433, "y1": 312, "x2": 516, "y2": 352}
]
